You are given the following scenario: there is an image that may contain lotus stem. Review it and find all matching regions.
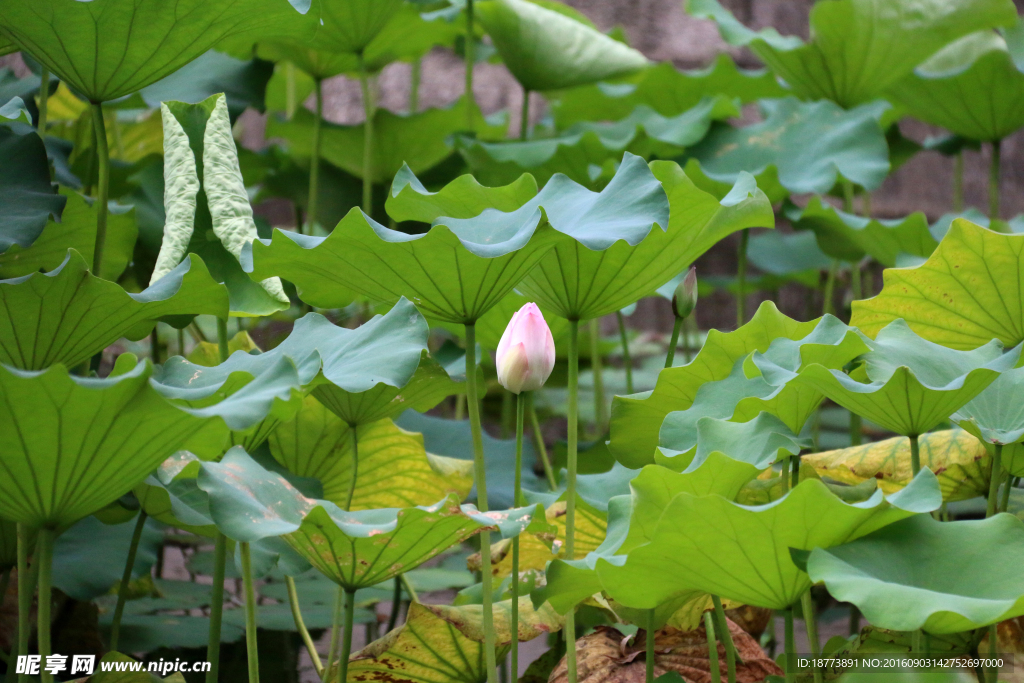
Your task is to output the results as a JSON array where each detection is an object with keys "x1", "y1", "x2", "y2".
[
  {"x1": 822, "y1": 260, "x2": 838, "y2": 316},
  {"x1": 306, "y1": 78, "x2": 323, "y2": 235},
  {"x1": 345, "y1": 423, "x2": 359, "y2": 512},
  {"x1": 703, "y1": 612, "x2": 721, "y2": 683},
  {"x1": 590, "y1": 318, "x2": 606, "y2": 435},
  {"x1": 842, "y1": 178, "x2": 855, "y2": 214},
  {"x1": 464, "y1": 323, "x2": 498, "y2": 683},
  {"x1": 387, "y1": 576, "x2": 402, "y2": 633},
  {"x1": 400, "y1": 574, "x2": 418, "y2": 603},
  {"x1": 339, "y1": 588, "x2": 356, "y2": 683},
  {"x1": 953, "y1": 152, "x2": 964, "y2": 213},
  {"x1": 520, "y1": 88, "x2": 530, "y2": 141},
  {"x1": 358, "y1": 53, "x2": 375, "y2": 216},
  {"x1": 801, "y1": 590, "x2": 822, "y2": 683},
  {"x1": 464, "y1": 0, "x2": 476, "y2": 128},
  {"x1": 645, "y1": 609, "x2": 656, "y2": 683},
  {"x1": 455, "y1": 393, "x2": 466, "y2": 421},
  {"x1": 528, "y1": 396, "x2": 556, "y2": 490},
  {"x1": 109, "y1": 511, "x2": 148, "y2": 652},
  {"x1": 989, "y1": 139, "x2": 1001, "y2": 221},
  {"x1": 791, "y1": 453, "x2": 800, "y2": 488},
  {"x1": 712, "y1": 594, "x2": 741, "y2": 678},
  {"x1": 285, "y1": 62, "x2": 297, "y2": 120},
  {"x1": 34, "y1": 528, "x2": 54, "y2": 683},
  {"x1": 1001, "y1": 476, "x2": 1017, "y2": 513},
  {"x1": 909, "y1": 434, "x2": 921, "y2": 477},
  {"x1": 206, "y1": 532, "x2": 227, "y2": 683},
  {"x1": 987, "y1": 443, "x2": 1004, "y2": 518},
  {"x1": 324, "y1": 586, "x2": 343, "y2": 683},
  {"x1": 510, "y1": 392, "x2": 526, "y2": 683},
  {"x1": 565, "y1": 320, "x2": 580, "y2": 683},
  {"x1": 988, "y1": 623, "x2": 999, "y2": 683},
  {"x1": 240, "y1": 542, "x2": 260, "y2": 683},
  {"x1": 286, "y1": 576, "x2": 324, "y2": 676},
  {"x1": 16, "y1": 524, "x2": 36, "y2": 683},
  {"x1": 783, "y1": 608, "x2": 795, "y2": 683},
  {"x1": 911, "y1": 629, "x2": 922, "y2": 653},
  {"x1": 90, "y1": 103, "x2": 110, "y2": 279},
  {"x1": 37, "y1": 67, "x2": 49, "y2": 132},
  {"x1": 616, "y1": 312, "x2": 634, "y2": 394},
  {"x1": 217, "y1": 318, "x2": 230, "y2": 363},
  {"x1": 665, "y1": 316, "x2": 683, "y2": 368},
  {"x1": 848, "y1": 607, "x2": 860, "y2": 636},
  {"x1": 736, "y1": 229, "x2": 749, "y2": 327},
  {"x1": 409, "y1": 58, "x2": 421, "y2": 113}
]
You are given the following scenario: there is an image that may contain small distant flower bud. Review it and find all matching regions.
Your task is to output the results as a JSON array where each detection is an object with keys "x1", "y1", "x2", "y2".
[{"x1": 672, "y1": 267, "x2": 697, "y2": 319}]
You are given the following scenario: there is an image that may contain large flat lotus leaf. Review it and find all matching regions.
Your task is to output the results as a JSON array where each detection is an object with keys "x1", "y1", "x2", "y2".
[
  {"x1": 803, "y1": 429, "x2": 991, "y2": 503},
  {"x1": 784, "y1": 196, "x2": 937, "y2": 267},
  {"x1": 269, "y1": 396, "x2": 473, "y2": 509},
  {"x1": 593, "y1": 471, "x2": 941, "y2": 610},
  {"x1": 746, "y1": 231, "x2": 833, "y2": 287},
  {"x1": 386, "y1": 164, "x2": 537, "y2": 224},
  {"x1": 807, "y1": 514, "x2": 1024, "y2": 633},
  {"x1": 457, "y1": 96, "x2": 740, "y2": 187},
  {"x1": 266, "y1": 96, "x2": 504, "y2": 184},
  {"x1": 0, "y1": 189, "x2": 137, "y2": 281},
  {"x1": 657, "y1": 412, "x2": 805, "y2": 472},
  {"x1": 954, "y1": 366, "x2": 1024, "y2": 459},
  {"x1": 197, "y1": 447, "x2": 538, "y2": 588},
  {"x1": 0, "y1": 361, "x2": 213, "y2": 528},
  {"x1": 0, "y1": 251, "x2": 228, "y2": 371},
  {"x1": 608, "y1": 305, "x2": 866, "y2": 468},
  {"x1": 139, "y1": 50, "x2": 275, "y2": 118},
  {"x1": 348, "y1": 599, "x2": 561, "y2": 683},
  {"x1": 52, "y1": 514, "x2": 163, "y2": 601},
  {"x1": 135, "y1": 451, "x2": 218, "y2": 537},
  {"x1": 852, "y1": 218, "x2": 1024, "y2": 350},
  {"x1": 682, "y1": 97, "x2": 891, "y2": 197},
  {"x1": 794, "y1": 319, "x2": 1021, "y2": 437},
  {"x1": 517, "y1": 158, "x2": 769, "y2": 321},
  {"x1": 0, "y1": 119, "x2": 65, "y2": 251},
  {"x1": 550, "y1": 54, "x2": 787, "y2": 128},
  {"x1": 889, "y1": 27, "x2": 1024, "y2": 142},
  {"x1": 276, "y1": 0, "x2": 402, "y2": 60},
  {"x1": 476, "y1": 0, "x2": 648, "y2": 92},
  {"x1": 687, "y1": 0, "x2": 1017, "y2": 108},
  {"x1": 0, "y1": 0, "x2": 320, "y2": 103}
]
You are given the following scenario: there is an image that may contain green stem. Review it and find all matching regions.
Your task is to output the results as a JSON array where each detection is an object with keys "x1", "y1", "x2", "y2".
[
  {"x1": 645, "y1": 609, "x2": 656, "y2": 683},
  {"x1": 36, "y1": 528, "x2": 54, "y2": 683},
  {"x1": 910, "y1": 434, "x2": 921, "y2": 477},
  {"x1": 37, "y1": 67, "x2": 49, "y2": 132},
  {"x1": 988, "y1": 622, "x2": 999, "y2": 683},
  {"x1": 990, "y1": 139, "x2": 1001, "y2": 221},
  {"x1": 358, "y1": 53, "x2": 375, "y2": 216},
  {"x1": 286, "y1": 576, "x2": 324, "y2": 677},
  {"x1": 338, "y1": 589, "x2": 356, "y2": 683},
  {"x1": 616, "y1": 312, "x2": 634, "y2": 394},
  {"x1": 206, "y1": 533, "x2": 227, "y2": 683},
  {"x1": 511, "y1": 393, "x2": 525, "y2": 683},
  {"x1": 712, "y1": 594, "x2": 740, "y2": 679},
  {"x1": 519, "y1": 88, "x2": 530, "y2": 141},
  {"x1": 822, "y1": 261, "x2": 838, "y2": 316},
  {"x1": 324, "y1": 586, "x2": 343, "y2": 683},
  {"x1": 109, "y1": 511, "x2": 148, "y2": 651},
  {"x1": 345, "y1": 423, "x2": 359, "y2": 512},
  {"x1": 464, "y1": 0, "x2": 476, "y2": 128},
  {"x1": 791, "y1": 453, "x2": 800, "y2": 489},
  {"x1": 665, "y1": 316, "x2": 683, "y2": 369},
  {"x1": 736, "y1": 229, "x2": 749, "y2": 327},
  {"x1": 911, "y1": 629, "x2": 922, "y2": 653},
  {"x1": 465, "y1": 323, "x2": 497, "y2": 683},
  {"x1": 953, "y1": 152, "x2": 964, "y2": 213},
  {"x1": 90, "y1": 103, "x2": 110, "y2": 279},
  {"x1": 217, "y1": 318, "x2": 230, "y2": 363},
  {"x1": 704, "y1": 612, "x2": 721, "y2": 683},
  {"x1": 285, "y1": 62, "x2": 297, "y2": 120},
  {"x1": 801, "y1": 590, "x2": 822, "y2": 683},
  {"x1": 240, "y1": 542, "x2": 260, "y2": 683},
  {"x1": 528, "y1": 396, "x2": 557, "y2": 490},
  {"x1": 848, "y1": 607, "x2": 860, "y2": 637},
  {"x1": 784, "y1": 608, "x2": 795, "y2": 683},
  {"x1": 780, "y1": 457, "x2": 791, "y2": 493},
  {"x1": 842, "y1": 178, "x2": 855, "y2": 214},
  {"x1": 387, "y1": 576, "x2": 402, "y2": 633},
  {"x1": 409, "y1": 58, "x2": 421, "y2": 113},
  {"x1": 565, "y1": 320, "x2": 580, "y2": 683},
  {"x1": 1001, "y1": 476, "x2": 1017, "y2": 513},
  {"x1": 589, "y1": 318, "x2": 606, "y2": 435},
  {"x1": 400, "y1": 574, "x2": 418, "y2": 603},
  {"x1": 306, "y1": 78, "x2": 323, "y2": 235},
  {"x1": 987, "y1": 443, "x2": 1004, "y2": 518},
  {"x1": 16, "y1": 524, "x2": 35, "y2": 683}
]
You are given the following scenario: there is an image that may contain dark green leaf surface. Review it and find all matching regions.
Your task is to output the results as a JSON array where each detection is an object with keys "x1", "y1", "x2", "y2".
[
  {"x1": 52, "y1": 514, "x2": 163, "y2": 601},
  {"x1": 0, "y1": 120, "x2": 65, "y2": 251},
  {"x1": 386, "y1": 164, "x2": 537, "y2": 224}
]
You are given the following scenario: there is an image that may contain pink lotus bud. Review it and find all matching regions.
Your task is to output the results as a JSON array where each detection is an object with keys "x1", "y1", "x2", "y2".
[
  {"x1": 672, "y1": 266, "x2": 697, "y2": 319},
  {"x1": 496, "y1": 303, "x2": 556, "y2": 394}
]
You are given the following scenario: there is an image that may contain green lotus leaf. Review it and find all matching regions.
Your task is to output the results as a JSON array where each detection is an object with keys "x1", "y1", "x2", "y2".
[
  {"x1": 745, "y1": 230, "x2": 833, "y2": 288},
  {"x1": 784, "y1": 196, "x2": 937, "y2": 267},
  {"x1": 0, "y1": 36, "x2": 15, "y2": 57},
  {"x1": 476, "y1": 0, "x2": 648, "y2": 92},
  {"x1": 0, "y1": 0, "x2": 320, "y2": 103},
  {"x1": 593, "y1": 470, "x2": 940, "y2": 611},
  {"x1": 806, "y1": 514, "x2": 1024, "y2": 633},
  {"x1": 458, "y1": 96, "x2": 739, "y2": 187},
  {"x1": 269, "y1": 396, "x2": 474, "y2": 510},
  {"x1": 135, "y1": 451, "x2": 218, "y2": 537},
  {"x1": 889, "y1": 26, "x2": 1024, "y2": 142},
  {"x1": 153, "y1": 93, "x2": 289, "y2": 316},
  {"x1": 0, "y1": 360, "x2": 213, "y2": 528},
  {"x1": 550, "y1": 54, "x2": 787, "y2": 128},
  {"x1": 682, "y1": 98, "x2": 891, "y2": 200},
  {"x1": 52, "y1": 514, "x2": 163, "y2": 601},
  {"x1": 794, "y1": 319, "x2": 1021, "y2": 437},
  {"x1": 852, "y1": 218, "x2": 1024, "y2": 350},
  {"x1": 0, "y1": 189, "x2": 137, "y2": 280},
  {"x1": 687, "y1": 0, "x2": 1017, "y2": 108},
  {"x1": 658, "y1": 412, "x2": 805, "y2": 471},
  {"x1": 197, "y1": 446, "x2": 539, "y2": 588},
  {"x1": 608, "y1": 305, "x2": 867, "y2": 468},
  {"x1": 0, "y1": 117, "x2": 65, "y2": 251},
  {"x1": 952, "y1": 366, "x2": 1024, "y2": 448},
  {"x1": 266, "y1": 0, "x2": 401, "y2": 63},
  {"x1": 266, "y1": 96, "x2": 504, "y2": 185},
  {"x1": 0, "y1": 250, "x2": 228, "y2": 370},
  {"x1": 137, "y1": 50, "x2": 274, "y2": 118},
  {"x1": 517, "y1": 157, "x2": 769, "y2": 321},
  {"x1": 386, "y1": 164, "x2": 537, "y2": 224}
]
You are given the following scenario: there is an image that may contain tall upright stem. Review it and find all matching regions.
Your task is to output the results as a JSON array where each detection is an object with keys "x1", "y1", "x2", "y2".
[
  {"x1": 564, "y1": 320, "x2": 580, "y2": 683},
  {"x1": 665, "y1": 317, "x2": 683, "y2": 368},
  {"x1": 822, "y1": 261, "x2": 838, "y2": 316},
  {"x1": 712, "y1": 595, "x2": 739, "y2": 682},
  {"x1": 285, "y1": 62, "x2": 297, "y2": 120},
  {"x1": 464, "y1": 0, "x2": 476, "y2": 128},
  {"x1": 736, "y1": 229, "x2": 749, "y2": 327},
  {"x1": 784, "y1": 608, "x2": 796, "y2": 683},
  {"x1": 465, "y1": 323, "x2": 497, "y2": 683},
  {"x1": 339, "y1": 588, "x2": 356, "y2": 683},
  {"x1": 589, "y1": 318, "x2": 606, "y2": 435},
  {"x1": 37, "y1": 68, "x2": 49, "y2": 132},
  {"x1": 35, "y1": 528, "x2": 54, "y2": 683},
  {"x1": 528, "y1": 395, "x2": 557, "y2": 490},
  {"x1": 801, "y1": 590, "x2": 822, "y2": 683},
  {"x1": 240, "y1": 542, "x2": 260, "y2": 683},
  {"x1": 409, "y1": 58, "x2": 421, "y2": 113},
  {"x1": 345, "y1": 424, "x2": 359, "y2": 512},
  {"x1": 286, "y1": 576, "x2": 324, "y2": 677},
  {"x1": 1001, "y1": 476, "x2": 1017, "y2": 513},
  {"x1": 16, "y1": 524, "x2": 34, "y2": 683},
  {"x1": 616, "y1": 312, "x2": 634, "y2": 394},
  {"x1": 703, "y1": 612, "x2": 721, "y2": 683},
  {"x1": 953, "y1": 152, "x2": 964, "y2": 213},
  {"x1": 110, "y1": 511, "x2": 148, "y2": 651},
  {"x1": 90, "y1": 103, "x2": 110, "y2": 279},
  {"x1": 989, "y1": 139, "x2": 1002, "y2": 221},
  {"x1": 645, "y1": 609, "x2": 656, "y2": 683},
  {"x1": 324, "y1": 586, "x2": 343, "y2": 683},
  {"x1": 510, "y1": 393, "x2": 526, "y2": 683},
  {"x1": 910, "y1": 434, "x2": 921, "y2": 477},
  {"x1": 387, "y1": 576, "x2": 402, "y2": 632},
  {"x1": 519, "y1": 89, "x2": 530, "y2": 141},
  {"x1": 987, "y1": 444, "x2": 1004, "y2": 518},
  {"x1": 206, "y1": 533, "x2": 227, "y2": 683},
  {"x1": 306, "y1": 79, "x2": 323, "y2": 235},
  {"x1": 848, "y1": 267, "x2": 862, "y2": 447},
  {"x1": 217, "y1": 318, "x2": 230, "y2": 363},
  {"x1": 358, "y1": 53, "x2": 375, "y2": 216}
]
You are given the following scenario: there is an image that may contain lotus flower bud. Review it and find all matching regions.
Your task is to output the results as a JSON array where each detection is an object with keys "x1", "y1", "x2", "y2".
[
  {"x1": 672, "y1": 267, "x2": 697, "y2": 319},
  {"x1": 496, "y1": 303, "x2": 556, "y2": 394}
]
